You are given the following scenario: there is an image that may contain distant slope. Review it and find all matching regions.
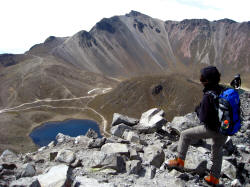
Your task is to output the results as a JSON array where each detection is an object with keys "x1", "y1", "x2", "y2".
[{"x1": 89, "y1": 74, "x2": 203, "y2": 131}]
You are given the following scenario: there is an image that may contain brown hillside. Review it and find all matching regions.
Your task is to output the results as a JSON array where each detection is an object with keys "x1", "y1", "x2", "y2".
[{"x1": 89, "y1": 74, "x2": 203, "y2": 132}]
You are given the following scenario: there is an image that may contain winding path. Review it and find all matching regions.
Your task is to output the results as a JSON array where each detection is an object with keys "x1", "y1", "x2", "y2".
[{"x1": 0, "y1": 88, "x2": 112, "y2": 136}]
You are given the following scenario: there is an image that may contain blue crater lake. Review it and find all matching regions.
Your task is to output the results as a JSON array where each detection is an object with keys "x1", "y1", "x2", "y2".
[{"x1": 30, "y1": 119, "x2": 102, "y2": 147}]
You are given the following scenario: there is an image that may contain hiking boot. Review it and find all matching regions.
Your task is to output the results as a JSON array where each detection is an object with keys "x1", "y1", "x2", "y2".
[
  {"x1": 167, "y1": 158, "x2": 184, "y2": 169},
  {"x1": 204, "y1": 175, "x2": 219, "y2": 185}
]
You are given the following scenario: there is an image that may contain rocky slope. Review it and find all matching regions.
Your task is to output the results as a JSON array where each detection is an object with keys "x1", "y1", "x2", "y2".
[
  {"x1": 52, "y1": 11, "x2": 250, "y2": 81},
  {"x1": 1, "y1": 91, "x2": 249, "y2": 186}
]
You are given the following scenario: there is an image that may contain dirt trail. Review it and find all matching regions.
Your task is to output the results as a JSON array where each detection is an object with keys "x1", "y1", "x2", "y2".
[{"x1": 0, "y1": 88, "x2": 112, "y2": 136}]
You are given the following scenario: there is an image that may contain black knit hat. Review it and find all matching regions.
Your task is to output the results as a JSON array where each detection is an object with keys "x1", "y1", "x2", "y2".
[{"x1": 200, "y1": 66, "x2": 220, "y2": 84}]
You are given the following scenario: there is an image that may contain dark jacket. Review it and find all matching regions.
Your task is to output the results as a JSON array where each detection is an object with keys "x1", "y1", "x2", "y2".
[{"x1": 195, "y1": 84, "x2": 224, "y2": 131}]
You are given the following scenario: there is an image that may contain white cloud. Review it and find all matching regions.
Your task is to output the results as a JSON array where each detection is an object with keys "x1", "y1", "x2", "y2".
[{"x1": 0, "y1": 0, "x2": 249, "y2": 54}]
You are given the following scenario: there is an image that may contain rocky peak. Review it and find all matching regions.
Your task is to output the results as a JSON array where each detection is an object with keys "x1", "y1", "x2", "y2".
[
  {"x1": 215, "y1": 18, "x2": 237, "y2": 24},
  {"x1": 125, "y1": 10, "x2": 150, "y2": 19},
  {"x1": 92, "y1": 16, "x2": 122, "y2": 34},
  {"x1": 44, "y1": 36, "x2": 56, "y2": 44}
]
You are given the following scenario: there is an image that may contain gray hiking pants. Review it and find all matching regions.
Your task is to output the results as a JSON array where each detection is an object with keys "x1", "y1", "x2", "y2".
[{"x1": 177, "y1": 125, "x2": 227, "y2": 178}]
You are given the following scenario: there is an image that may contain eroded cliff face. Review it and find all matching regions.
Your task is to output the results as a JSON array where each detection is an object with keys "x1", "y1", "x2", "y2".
[{"x1": 52, "y1": 11, "x2": 250, "y2": 78}]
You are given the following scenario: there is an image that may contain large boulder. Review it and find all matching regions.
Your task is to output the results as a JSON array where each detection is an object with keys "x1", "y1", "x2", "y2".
[
  {"x1": 123, "y1": 130, "x2": 140, "y2": 143},
  {"x1": 143, "y1": 145, "x2": 165, "y2": 168},
  {"x1": 55, "y1": 149, "x2": 76, "y2": 164},
  {"x1": 126, "y1": 160, "x2": 142, "y2": 175},
  {"x1": 111, "y1": 113, "x2": 139, "y2": 127},
  {"x1": 0, "y1": 149, "x2": 18, "y2": 162},
  {"x1": 56, "y1": 133, "x2": 74, "y2": 144},
  {"x1": 136, "y1": 108, "x2": 167, "y2": 133},
  {"x1": 168, "y1": 113, "x2": 199, "y2": 135},
  {"x1": 37, "y1": 164, "x2": 69, "y2": 187},
  {"x1": 21, "y1": 163, "x2": 36, "y2": 178},
  {"x1": 110, "y1": 123, "x2": 132, "y2": 138},
  {"x1": 88, "y1": 151, "x2": 126, "y2": 172},
  {"x1": 222, "y1": 160, "x2": 237, "y2": 179},
  {"x1": 101, "y1": 143, "x2": 129, "y2": 155}
]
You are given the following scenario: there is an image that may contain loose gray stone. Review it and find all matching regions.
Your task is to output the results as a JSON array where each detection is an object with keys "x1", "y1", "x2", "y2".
[
  {"x1": 101, "y1": 143, "x2": 129, "y2": 155},
  {"x1": 222, "y1": 160, "x2": 237, "y2": 179},
  {"x1": 169, "y1": 114, "x2": 198, "y2": 135},
  {"x1": 74, "y1": 135, "x2": 91, "y2": 148},
  {"x1": 88, "y1": 137, "x2": 106, "y2": 149},
  {"x1": 89, "y1": 152, "x2": 125, "y2": 172},
  {"x1": 123, "y1": 130, "x2": 140, "y2": 143},
  {"x1": 136, "y1": 108, "x2": 167, "y2": 133},
  {"x1": 111, "y1": 113, "x2": 139, "y2": 127},
  {"x1": 85, "y1": 128, "x2": 98, "y2": 139},
  {"x1": 56, "y1": 133, "x2": 74, "y2": 144},
  {"x1": 21, "y1": 163, "x2": 36, "y2": 177},
  {"x1": 126, "y1": 160, "x2": 142, "y2": 175},
  {"x1": 145, "y1": 166, "x2": 156, "y2": 179},
  {"x1": 231, "y1": 179, "x2": 242, "y2": 187},
  {"x1": 10, "y1": 177, "x2": 41, "y2": 187},
  {"x1": 129, "y1": 149, "x2": 141, "y2": 160},
  {"x1": 0, "y1": 149, "x2": 17, "y2": 162},
  {"x1": 55, "y1": 149, "x2": 76, "y2": 164},
  {"x1": 143, "y1": 145, "x2": 165, "y2": 168},
  {"x1": 110, "y1": 123, "x2": 132, "y2": 138},
  {"x1": 37, "y1": 164, "x2": 69, "y2": 187}
]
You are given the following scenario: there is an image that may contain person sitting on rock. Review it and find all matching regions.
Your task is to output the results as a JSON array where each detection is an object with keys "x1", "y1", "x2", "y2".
[{"x1": 167, "y1": 66, "x2": 227, "y2": 186}]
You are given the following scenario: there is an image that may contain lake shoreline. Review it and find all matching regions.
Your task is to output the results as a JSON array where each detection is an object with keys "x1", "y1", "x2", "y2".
[{"x1": 29, "y1": 118, "x2": 102, "y2": 147}]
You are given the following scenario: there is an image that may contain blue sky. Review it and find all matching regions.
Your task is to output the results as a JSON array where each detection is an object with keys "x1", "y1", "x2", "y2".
[{"x1": 0, "y1": 0, "x2": 249, "y2": 54}]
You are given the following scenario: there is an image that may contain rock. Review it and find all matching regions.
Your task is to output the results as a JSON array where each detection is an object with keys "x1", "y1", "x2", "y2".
[
  {"x1": 48, "y1": 141, "x2": 55, "y2": 148},
  {"x1": 37, "y1": 164, "x2": 69, "y2": 187},
  {"x1": 126, "y1": 160, "x2": 142, "y2": 175},
  {"x1": 74, "y1": 135, "x2": 91, "y2": 148},
  {"x1": 169, "y1": 114, "x2": 198, "y2": 135},
  {"x1": 123, "y1": 130, "x2": 140, "y2": 143},
  {"x1": 21, "y1": 163, "x2": 36, "y2": 177},
  {"x1": 110, "y1": 123, "x2": 132, "y2": 138},
  {"x1": 145, "y1": 166, "x2": 156, "y2": 179},
  {"x1": 56, "y1": 133, "x2": 74, "y2": 144},
  {"x1": 231, "y1": 179, "x2": 242, "y2": 187},
  {"x1": 73, "y1": 176, "x2": 115, "y2": 187},
  {"x1": 136, "y1": 108, "x2": 167, "y2": 133},
  {"x1": 38, "y1": 147, "x2": 46, "y2": 152},
  {"x1": 10, "y1": 177, "x2": 41, "y2": 187},
  {"x1": 129, "y1": 149, "x2": 141, "y2": 160},
  {"x1": 111, "y1": 113, "x2": 139, "y2": 127},
  {"x1": 55, "y1": 149, "x2": 76, "y2": 164},
  {"x1": 89, "y1": 152, "x2": 125, "y2": 172},
  {"x1": 88, "y1": 137, "x2": 106, "y2": 149},
  {"x1": 185, "y1": 152, "x2": 207, "y2": 175},
  {"x1": 0, "y1": 149, "x2": 17, "y2": 161},
  {"x1": 101, "y1": 143, "x2": 129, "y2": 155},
  {"x1": 85, "y1": 128, "x2": 98, "y2": 139},
  {"x1": 143, "y1": 145, "x2": 165, "y2": 168},
  {"x1": 222, "y1": 160, "x2": 237, "y2": 179}
]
